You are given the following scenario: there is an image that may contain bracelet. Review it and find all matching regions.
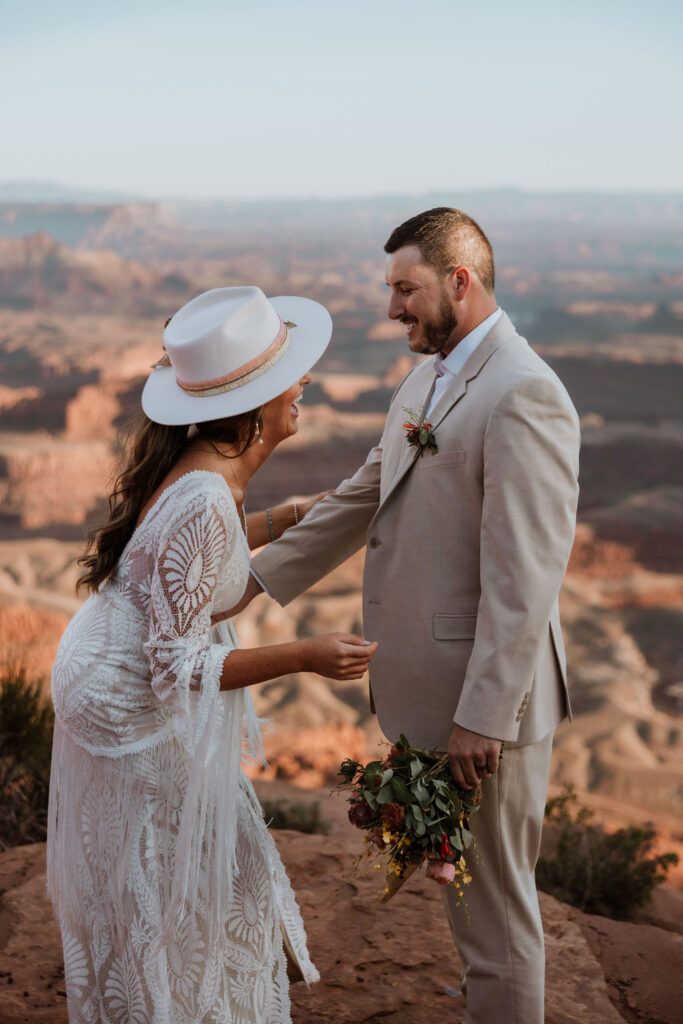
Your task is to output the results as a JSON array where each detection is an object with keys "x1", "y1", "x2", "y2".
[
  {"x1": 293, "y1": 502, "x2": 299, "y2": 525},
  {"x1": 266, "y1": 508, "x2": 275, "y2": 542}
]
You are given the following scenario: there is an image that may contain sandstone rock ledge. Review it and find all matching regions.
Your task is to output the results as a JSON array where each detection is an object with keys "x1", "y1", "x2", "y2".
[{"x1": 0, "y1": 825, "x2": 681, "y2": 1024}]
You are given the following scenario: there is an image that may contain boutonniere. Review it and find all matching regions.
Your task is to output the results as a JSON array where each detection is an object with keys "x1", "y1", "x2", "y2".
[{"x1": 402, "y1": 407, "x2": 438, "y2": 456}]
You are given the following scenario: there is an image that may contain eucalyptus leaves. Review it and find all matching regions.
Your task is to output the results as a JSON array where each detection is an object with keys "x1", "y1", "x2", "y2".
[{"x1": 339, "y1": 734, "x2": 481, "y2": 902}]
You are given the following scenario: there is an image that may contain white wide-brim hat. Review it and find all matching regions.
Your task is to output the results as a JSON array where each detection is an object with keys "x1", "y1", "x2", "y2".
[{"x1": 142, "y1": 286, "x2": 332, "y2": 425}]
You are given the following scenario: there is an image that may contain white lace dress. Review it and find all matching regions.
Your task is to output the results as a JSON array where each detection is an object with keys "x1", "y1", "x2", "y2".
[{"x1": 47, "y1": 470, "x2": 318, "y2": 1024}]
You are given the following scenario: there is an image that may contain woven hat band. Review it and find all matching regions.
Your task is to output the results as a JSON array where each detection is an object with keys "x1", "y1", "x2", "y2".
[{"x1": 173, "y1": 318, "x2": 293, "y2": 398}]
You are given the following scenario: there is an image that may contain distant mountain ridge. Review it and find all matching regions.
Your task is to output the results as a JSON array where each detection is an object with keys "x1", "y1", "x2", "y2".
[
  {"x1": 1, "y1": 179, "x2": 681, "y2": 205},
  {"x1": 1, "y1": 187, "x2": 681, "y2": 275},
  {"x1": 0, "y1": 180, "x2": 146, "y2": 204},
  {"x1": 0, "y1": 202, "x2": 179, "y2": 252},
  {"x1": 169, "y1": 188, "x2": 683, "y2": 232}
]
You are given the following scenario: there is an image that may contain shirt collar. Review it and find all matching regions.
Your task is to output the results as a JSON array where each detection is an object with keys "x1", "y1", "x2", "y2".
[{"x1": 434, "y1": 307, "x2": 502, "y2": 378}]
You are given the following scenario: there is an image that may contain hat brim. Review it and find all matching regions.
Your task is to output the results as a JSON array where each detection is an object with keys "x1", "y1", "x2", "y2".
[{"x1": 141, "y1": 295, "x2": 332, "y2": 425}]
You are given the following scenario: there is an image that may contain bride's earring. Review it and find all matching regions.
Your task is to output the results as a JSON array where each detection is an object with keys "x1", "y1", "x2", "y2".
[{"x1": 256, "y1": 421, "x2": 264, "y2": 446}]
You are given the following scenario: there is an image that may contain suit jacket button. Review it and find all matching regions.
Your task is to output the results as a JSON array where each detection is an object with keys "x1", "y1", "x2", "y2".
[{"x1": 369, "y1": 537, "x2": 381, "y2": 548}]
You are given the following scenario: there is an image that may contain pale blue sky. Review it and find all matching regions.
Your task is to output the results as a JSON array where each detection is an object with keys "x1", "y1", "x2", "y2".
[{"x1": 1, "y1": 0, "x2": 681, "y2": 199}]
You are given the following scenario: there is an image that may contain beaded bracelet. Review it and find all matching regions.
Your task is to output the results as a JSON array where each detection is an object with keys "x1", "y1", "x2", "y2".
[
  {"x1": 266, "y1": 508, "x2": 275, "y2": 542},
  {"x1": 293, "y1": 502, "x2": 299, "y2": 525}
]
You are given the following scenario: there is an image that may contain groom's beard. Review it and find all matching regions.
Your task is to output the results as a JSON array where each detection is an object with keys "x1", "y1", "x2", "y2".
[{"x1": 412, "y1": 295, "x2": 458, "y2": 354}]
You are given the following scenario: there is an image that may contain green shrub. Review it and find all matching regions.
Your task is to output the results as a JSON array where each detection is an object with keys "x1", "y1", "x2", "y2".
[
  {"x1": 536, "y1": 786, "x2": 678, "y2": 919},
  {"x1": 260, "y1": 798, "x2": 332, "y2": 835},
  {"x1": 0, "y1": 664, "x2": 54, "y2": 850}
]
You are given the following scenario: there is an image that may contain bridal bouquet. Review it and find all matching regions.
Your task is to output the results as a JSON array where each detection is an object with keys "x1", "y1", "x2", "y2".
[{"x1": 338, "y1": 735, "x2": 481, "y2": 904}]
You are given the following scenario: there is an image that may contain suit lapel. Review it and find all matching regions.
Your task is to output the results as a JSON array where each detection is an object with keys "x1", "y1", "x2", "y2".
[
  {"x1": 429, "y1": 312, "x2": 517, "y2": 429},
  {"x1": 378, "y1": 361, "x2": 434, "y2": 508},
  {"x1": 378, "y1": 313, "x2": 518, "y2": 511}
]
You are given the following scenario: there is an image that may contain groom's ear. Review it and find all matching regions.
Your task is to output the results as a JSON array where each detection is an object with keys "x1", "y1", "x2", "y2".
[{"x1": 445, "y1": 264, "x2": 472, "y2": 303}]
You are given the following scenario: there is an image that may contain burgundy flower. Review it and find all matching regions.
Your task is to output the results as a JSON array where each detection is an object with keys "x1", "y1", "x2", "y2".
[
  {"x1": 403, "y1": 417, "x2": 438, "y2": 456},
  {"x1": 381, "y1": 746, "x2": 405, "y2": 769},
  {"x1": 380, "y1": 802, "x2": 405, "y2": 830},
  {"x1": 370, "y1": 827, "x2": 385, "y2": 849},
  {"x1": 440, "y1": 834, "x2": 454, "y2": 860},
  {"x1": 348, "y1": 797, "x2": 374, "y2": 828}
]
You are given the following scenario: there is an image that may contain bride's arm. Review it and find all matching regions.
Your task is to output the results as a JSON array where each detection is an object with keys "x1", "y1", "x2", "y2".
[
  {"x1": 219, "y1": 633, "x2": 378, "y2": 691},
  {"x1": 245, "y1": 491, "x2": 332, "y2": 550},
  {"x1": 245, "y1": 503, "x2": 295, "y2": 549}
]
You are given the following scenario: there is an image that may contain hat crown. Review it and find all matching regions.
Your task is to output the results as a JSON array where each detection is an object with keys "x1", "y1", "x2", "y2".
[
  {"x1": 142, "y1": 286, "x2": 332, "y2": 426},
  {"x1": 164, "y1": 286, "x2": 282, "y2": 386}
]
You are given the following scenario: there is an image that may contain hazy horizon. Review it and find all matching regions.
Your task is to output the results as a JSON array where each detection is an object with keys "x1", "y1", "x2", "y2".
[{"x1": 2, "y1": 179, "x2": 682, "y2": 207}]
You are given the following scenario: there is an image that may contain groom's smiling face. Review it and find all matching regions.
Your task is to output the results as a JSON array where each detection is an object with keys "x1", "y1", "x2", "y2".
[{"x1": 385, "y1": 245, "x2": 458, "y2": 355}]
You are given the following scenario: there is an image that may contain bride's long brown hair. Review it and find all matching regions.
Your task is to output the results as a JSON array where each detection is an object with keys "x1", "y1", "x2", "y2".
[{"x1": 77, "y1": 407, "x2": 262, "y2": 594}]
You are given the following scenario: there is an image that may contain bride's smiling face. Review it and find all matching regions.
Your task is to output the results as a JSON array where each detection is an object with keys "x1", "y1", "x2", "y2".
[{"x1": 260, "y1": 372, "x2": 312, "y2": 445}]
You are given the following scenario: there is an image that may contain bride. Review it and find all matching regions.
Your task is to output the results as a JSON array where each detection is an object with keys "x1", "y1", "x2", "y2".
[{"x1": 47, "y1": 286, "x2": 377, "y2": 1024}]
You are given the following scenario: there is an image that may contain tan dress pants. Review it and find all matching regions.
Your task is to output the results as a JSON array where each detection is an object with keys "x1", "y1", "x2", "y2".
[{"x1": 442, "y1": 732, "x2": 554, "y2": 1024}]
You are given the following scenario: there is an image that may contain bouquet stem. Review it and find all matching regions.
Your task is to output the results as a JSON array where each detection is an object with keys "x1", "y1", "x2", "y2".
[{"x1": 380, "y1": 859, "x2": 421, "y2": 903}]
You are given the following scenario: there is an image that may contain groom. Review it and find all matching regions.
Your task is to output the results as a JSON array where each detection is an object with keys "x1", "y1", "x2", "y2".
[{"x1": 247, "y1": 207, "x2": 580, "y2": 1023}]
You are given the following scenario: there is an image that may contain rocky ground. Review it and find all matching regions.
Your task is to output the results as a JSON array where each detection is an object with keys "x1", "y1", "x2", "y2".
[{"x1": 0, "y1": 781, "x2": 681, "y2": 1024}]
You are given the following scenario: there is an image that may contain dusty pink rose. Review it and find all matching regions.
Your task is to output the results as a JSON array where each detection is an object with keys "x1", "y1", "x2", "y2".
[
  {"x1": 426, "y1": 859, "x2": 457, "y2": 885},
  {"x1": 379, "y1": 802, "x2": 405, "y2": 830}
]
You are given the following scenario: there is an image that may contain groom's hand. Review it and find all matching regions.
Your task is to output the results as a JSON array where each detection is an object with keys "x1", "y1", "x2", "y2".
[
  {"x1": 297, "y1": 489, "x2": 335, "y2": 518},
  {"x1": 447, "y1": 723, "x2": 503, "y2": 790}
]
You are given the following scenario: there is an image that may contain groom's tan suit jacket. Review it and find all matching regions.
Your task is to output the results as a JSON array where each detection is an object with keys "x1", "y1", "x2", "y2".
[{"x1": 252, "y1": 313, "x2": 580, "y2": 750}]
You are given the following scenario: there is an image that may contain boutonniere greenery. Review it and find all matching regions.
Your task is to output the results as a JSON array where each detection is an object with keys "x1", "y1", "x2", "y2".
[{"x1": 402, "y1": 407, "x2": 438, "y2": 456}]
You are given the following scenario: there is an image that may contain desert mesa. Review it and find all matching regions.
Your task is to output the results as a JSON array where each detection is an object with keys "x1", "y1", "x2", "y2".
[{"x1": 0, "y1": 189, "x2": 681, "y2": 880}]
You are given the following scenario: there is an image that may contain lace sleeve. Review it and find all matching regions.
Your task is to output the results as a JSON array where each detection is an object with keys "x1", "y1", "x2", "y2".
[
  {"x1": 143, "y1": 486, "x2": 238, "y2": 750},
  {"x1": 141, "y1": 482, "x2": 250, "y2": 942}
]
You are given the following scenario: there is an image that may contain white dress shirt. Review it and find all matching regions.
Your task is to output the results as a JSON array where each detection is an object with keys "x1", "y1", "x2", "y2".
[{"x1": 425, "y1": 307, "x2": 502, "y2": 417}]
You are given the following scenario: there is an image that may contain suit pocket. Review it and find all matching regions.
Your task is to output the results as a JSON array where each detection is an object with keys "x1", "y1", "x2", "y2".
[
  {"x1": 420, "y1": 449, "x2": 466, "y2": 469},
  {"x1": 433, "y1": 613, "x2": 477, "y2": 640}
]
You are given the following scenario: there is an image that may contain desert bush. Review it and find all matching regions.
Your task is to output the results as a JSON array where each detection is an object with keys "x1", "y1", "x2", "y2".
[
  {"x1": 0, "y1": 663, "x2": 54, "y2": 850},
  {"x1": 536, "y1": 786, "x2": 678, "y2": 919},
  {"x1": 259, "y1": 798, "x2": 332, "y2": 835}
]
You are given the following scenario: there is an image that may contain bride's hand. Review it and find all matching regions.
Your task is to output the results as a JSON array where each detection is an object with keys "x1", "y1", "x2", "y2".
[
  {"x1": 303, "y1": 633, "x2": 378, "y2": 680},
  {"x1": 297, "y1": 489, "x2": 335, "y2": 519}
]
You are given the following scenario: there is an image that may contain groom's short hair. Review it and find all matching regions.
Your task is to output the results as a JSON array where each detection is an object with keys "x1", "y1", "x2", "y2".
[{"x1": 384, "y1": 207, "x2": 495, "y2": 292}]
